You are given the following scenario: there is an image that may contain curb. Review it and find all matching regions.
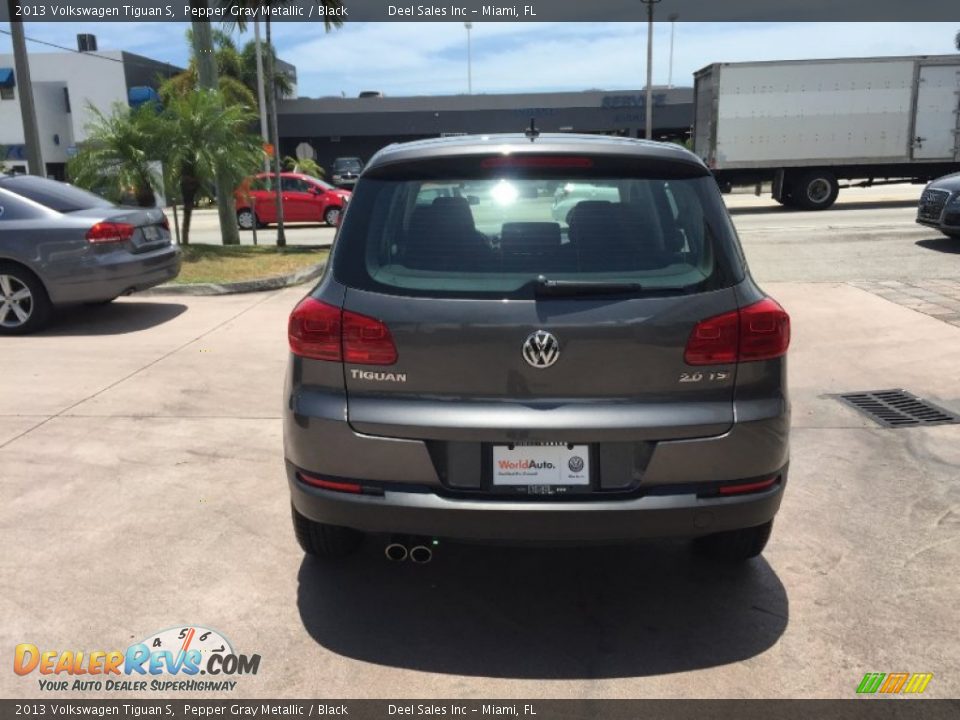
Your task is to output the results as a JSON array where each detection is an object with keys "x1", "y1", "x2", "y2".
[{"x1": 142, "y1": 262, "x2": 326, "y2": 297}]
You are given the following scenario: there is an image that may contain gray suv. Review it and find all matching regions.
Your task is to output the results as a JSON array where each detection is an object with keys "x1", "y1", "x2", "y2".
[{"x1": 284, "y1": 134, "x2": 790, "y2": 563}]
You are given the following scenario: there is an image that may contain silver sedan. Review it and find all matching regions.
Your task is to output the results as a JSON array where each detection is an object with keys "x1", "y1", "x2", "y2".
[{"x1": 0, "y1": 175, "x2": 181, "y2": 334}]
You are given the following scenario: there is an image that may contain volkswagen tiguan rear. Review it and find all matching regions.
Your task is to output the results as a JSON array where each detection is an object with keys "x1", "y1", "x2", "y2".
[{"x1": 284, "y1": 134, "x2": 790, "y2": 563}]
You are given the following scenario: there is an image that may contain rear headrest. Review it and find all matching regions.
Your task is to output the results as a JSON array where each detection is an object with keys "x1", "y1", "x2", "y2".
[
  {"x1": 567, "y1": 200, "x2": 621, "y2": 246},
  {"x1": 500, "y1": 222, "x2": 562, "y2": 252},
  {"x1": 431, "y1": 196, "x2": 476, "y2": 232}
]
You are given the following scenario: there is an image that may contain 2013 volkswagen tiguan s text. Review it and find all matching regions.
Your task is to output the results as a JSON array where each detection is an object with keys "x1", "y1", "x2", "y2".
[{"x1": 284, "y1": 134, "x2": 790, "y2": 563}]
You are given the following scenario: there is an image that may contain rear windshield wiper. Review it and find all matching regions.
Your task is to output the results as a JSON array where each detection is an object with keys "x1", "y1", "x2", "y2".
[{"x1": 532, "y1": 276, "x2": 697, "y2": 297}]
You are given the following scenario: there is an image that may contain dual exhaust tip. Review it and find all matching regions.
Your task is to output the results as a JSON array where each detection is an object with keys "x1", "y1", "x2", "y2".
[{"x1": 385, "y1": 538, "x2": 433, "y2": 563}]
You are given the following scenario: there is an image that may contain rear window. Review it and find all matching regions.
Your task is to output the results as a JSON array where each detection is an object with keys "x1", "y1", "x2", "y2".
[
  {"x1": 334, "y1": 164, "x2": 744, "y2": 299},
  {"x1": 0, "y1": 189, "x2": 50, "y2": 221},
  {"x1": 0, "y1": 175, "x2": 112, "y2": 213}
]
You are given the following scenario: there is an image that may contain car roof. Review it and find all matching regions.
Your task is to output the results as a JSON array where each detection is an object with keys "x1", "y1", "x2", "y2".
[{"x1": 365, "y1": 133, "x2": 704, "y2": 173}]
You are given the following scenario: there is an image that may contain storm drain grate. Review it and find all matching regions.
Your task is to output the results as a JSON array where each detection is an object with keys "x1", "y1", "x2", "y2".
[{"x1": 838, "y1": 390, "x2": 960, "y2": 428}]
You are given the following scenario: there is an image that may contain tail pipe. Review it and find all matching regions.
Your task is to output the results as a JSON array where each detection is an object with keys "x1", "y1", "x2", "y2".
[
  {"x1": 384, "y1": 540, "x2": 408, "y2": 562},
  {"x1": 409, "y1": 544, "x2": 433, "y2": 564}
]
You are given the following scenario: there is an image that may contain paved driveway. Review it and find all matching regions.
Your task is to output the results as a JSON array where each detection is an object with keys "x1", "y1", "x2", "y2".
[{"x1": 2, "y1": 190, "x2": 959, "y2": 699}]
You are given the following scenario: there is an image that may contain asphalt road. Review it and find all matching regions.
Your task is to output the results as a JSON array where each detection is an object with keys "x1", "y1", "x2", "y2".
[{"x1": 2, "y1": 185, "x2": 959, "y2": 700}]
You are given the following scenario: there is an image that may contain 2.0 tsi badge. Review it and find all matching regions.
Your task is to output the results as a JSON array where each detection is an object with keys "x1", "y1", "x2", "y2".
[{"x1": 522, "y1": 330, "x2": 560, "y2": 369}]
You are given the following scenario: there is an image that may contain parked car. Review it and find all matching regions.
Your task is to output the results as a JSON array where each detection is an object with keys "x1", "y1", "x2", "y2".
[
  {"x1": 330, "y1": 157, "x2": 364, "y2": 188},
  {"x1": 916, "y1": 172, "x2": 960, "y2": 238},
  {"x1": 284, "y1": 133, "x2": 791, "y2": 564},
  {"x1": 0, "y1": 175, "x2": 180, "y2": 335},
  {"x1": 552, "y1": 182, "x2": 621, "y2": 224},
  {"x1": 235, "y1": 173, "x2": 351, "y2": 229}
]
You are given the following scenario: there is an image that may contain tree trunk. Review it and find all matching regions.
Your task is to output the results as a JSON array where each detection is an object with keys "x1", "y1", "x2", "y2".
[
  {"x1": 180, "y1": 174, "x2": 199, "y2": 246},
  {"x1": 265, "y1": 18, "x2": 286, "y2": 247},
  {"x1": 191, "y1": 7, "x2": 241, "y2": 246}
]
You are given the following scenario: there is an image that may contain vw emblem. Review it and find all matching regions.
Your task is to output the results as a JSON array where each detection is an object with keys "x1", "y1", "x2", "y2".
[
  {"x1": 522, "y1": 330, "x2": 560, "y2": 369},
  {"x1": 568, "y1": 456, "x2": 584, "y2": 473}
]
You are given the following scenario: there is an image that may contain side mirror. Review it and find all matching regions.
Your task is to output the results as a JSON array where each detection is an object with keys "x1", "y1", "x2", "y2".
[{"x1": 467, "y1": 195, "x2": 481, "y2": 206}]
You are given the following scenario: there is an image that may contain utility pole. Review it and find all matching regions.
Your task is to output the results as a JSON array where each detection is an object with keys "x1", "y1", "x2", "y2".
[
  {"x1": 668, "y1": 13, "x2": 678, "y2": 88},
  {"x1": 8, "y1": 2, "x2": 44, "y2": 176},
  {"x1": 464, "y1": 22, "x2": 473, "y2": 94},
  {"x1": 254, "y1": 19, "x2": 270, "y2": 173},
  {"x1": 640, "y1": 0, "x2": 661, "y2": 140},
  {"x1": 190, "y1": 8, "x2": 241, "y2": 245}
]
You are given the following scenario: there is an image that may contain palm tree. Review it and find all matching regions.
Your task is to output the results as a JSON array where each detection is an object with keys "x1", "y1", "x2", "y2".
[
  {"x1": 159, "y1": 89, "x2": 263, "y2": 244},
  {"x1": 283, "y1": 155, "x2": 324, "y2": 178},
  {"x1": 240, "y1": 39, "x2": 293, "y2": 99},
  {"x1": 225, "y1": 0, "x2": 344, "y2": 246},
  {"x1": 68, "y1": 103, "x2": 163, "y2": 207},
  {"x1": 160, "y1": 28, "x2": 258, "y2": 109}
]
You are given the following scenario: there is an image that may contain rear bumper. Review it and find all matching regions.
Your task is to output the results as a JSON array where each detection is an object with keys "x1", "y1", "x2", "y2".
[
  {"x1": 289, "y1": 464, "x2": 787, "y2": 542},
  {"x1": 46, "y1": 245, "x2": 181, "y2": 304}
]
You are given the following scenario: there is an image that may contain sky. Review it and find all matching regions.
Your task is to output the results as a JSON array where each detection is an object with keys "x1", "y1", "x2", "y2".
[{"x1": 0, "y1": 22, "x2": 955, "y2": 98}]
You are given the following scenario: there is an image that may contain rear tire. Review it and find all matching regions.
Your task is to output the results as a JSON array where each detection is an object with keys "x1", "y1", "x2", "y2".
[
  {"x1": 790, "y1": 171, "x2": 839, "y2": 211},
  {"x1": 292, "y1": 506, "x2": 363, "y2": 558},
  {"x1": 0, "y1": 262, "x2": 53, "y2": 335},
  {"x1": 694, "y1": 520, "x2": 773, "y2": 563}
]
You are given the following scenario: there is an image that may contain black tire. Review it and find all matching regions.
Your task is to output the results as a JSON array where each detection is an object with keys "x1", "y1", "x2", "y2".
[
  {"x1": 0, "y1": 262, "x2": 53, "y2": 335},
  {"x1": 790, "y1": 170, "x2": 839, "y2": 211},
  {"x1": 324, "y1": 206, "x2": 341, "y2": 227},
  {"x1": 941, "y1": 231, "x2": 960, "y2": 240},
  {"x1": 694, "y1": 520, "x2": 773, "y2": 563},
  {"x1": 292, "y1": 505, "x2": 363, "y2": 558}
]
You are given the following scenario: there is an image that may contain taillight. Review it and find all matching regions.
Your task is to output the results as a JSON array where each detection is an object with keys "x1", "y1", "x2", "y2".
[
  {"x1": 343, "y1": 310, "x2": 397, "y2": 364},
  {"x1": 160, "y1": 215, "x2": 170, "y2": 231},
  {"x1": 86, "y1": 222, "x2": 136, "y2": 244},
  {"x1": 684, "y1": 297, "x2": 790, "y2": 365},
  {"x1": 288, "y1": 297, "x2": 397, "y2": 365}
]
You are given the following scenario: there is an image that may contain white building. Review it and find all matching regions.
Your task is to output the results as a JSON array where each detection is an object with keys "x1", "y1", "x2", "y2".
[{"x1": 0, "y1": 38, "x2": 180, "y2": 178}]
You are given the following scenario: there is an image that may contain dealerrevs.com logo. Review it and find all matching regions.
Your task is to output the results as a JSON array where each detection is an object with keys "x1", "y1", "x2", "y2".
[{"x1": 14, "y1": 626, "x2": 260, "y2": 692}]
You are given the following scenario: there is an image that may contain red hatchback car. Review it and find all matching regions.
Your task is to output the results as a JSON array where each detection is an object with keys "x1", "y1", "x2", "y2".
[{"x1": 235, "y1": 172, "x2": 351, "y2": 229}]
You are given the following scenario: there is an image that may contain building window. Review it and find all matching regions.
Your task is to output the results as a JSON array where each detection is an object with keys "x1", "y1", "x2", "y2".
[{"x1": 0, "y1": 86, "x2": 14, "y2": 100}]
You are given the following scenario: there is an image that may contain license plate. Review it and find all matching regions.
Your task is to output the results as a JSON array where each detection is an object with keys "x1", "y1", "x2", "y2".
[{"x1": 492, "y1": 442, "x2": 590, "y2": 486}]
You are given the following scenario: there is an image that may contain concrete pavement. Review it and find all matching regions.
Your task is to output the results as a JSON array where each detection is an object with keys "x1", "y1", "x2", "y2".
[{"x1": 2, "y1": 191, "x2": 959, "y2": 699}]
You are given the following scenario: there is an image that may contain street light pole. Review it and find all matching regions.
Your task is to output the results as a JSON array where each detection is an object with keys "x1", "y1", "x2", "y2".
[
  {"x1": 640, "y1": 0, "x2": 661, "y2": 140},
  {"x1": 668, "y1": 13, "x2": 678, "y2": 88},
  {"x1": 8, "y1": 6, "x2": 44, "y2": 175},
  {"x1": 464, "y1": 22, "x2": 473, "y2": 94}
]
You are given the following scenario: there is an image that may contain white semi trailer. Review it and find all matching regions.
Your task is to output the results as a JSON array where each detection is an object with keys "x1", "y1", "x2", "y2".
[{"x1": 692, "y1": 55, "x2": 960, "y2": 209}]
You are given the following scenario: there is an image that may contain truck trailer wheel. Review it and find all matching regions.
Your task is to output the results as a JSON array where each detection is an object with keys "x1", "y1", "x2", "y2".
[{"x1": 791, "y1": 171, "x2": 839, "y2": 210}]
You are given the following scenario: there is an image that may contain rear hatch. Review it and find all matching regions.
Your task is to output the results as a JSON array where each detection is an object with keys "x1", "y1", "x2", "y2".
[{"x1": 324, "y1": 149, "x2": 749, "y2": 492}]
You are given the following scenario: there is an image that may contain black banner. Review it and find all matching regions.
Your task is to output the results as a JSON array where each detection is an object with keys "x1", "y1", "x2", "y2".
[
  {"x1": 2, "y1": 701, "x2": 960, "y2": 720},
  {"x1": 0, "y1": 0, "x2": 958, "y2": 23}
]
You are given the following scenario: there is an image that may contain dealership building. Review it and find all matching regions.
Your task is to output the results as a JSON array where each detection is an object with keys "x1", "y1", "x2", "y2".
[
  {"x1": 0, "y1": 40, "x2": 181, "y2": 179},
  {"x1": 276, "y1": 88, "x2": 694, "y2": 172}
]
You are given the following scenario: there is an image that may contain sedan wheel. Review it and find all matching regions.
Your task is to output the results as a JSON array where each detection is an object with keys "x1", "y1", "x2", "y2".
[
  {"x1": 324, "y1": 206, "x2": 341, "y2": 226},
  {"x1": 237, "y1": 209, "x2": 256, "y2": 230},
  {"x1": 0, "y1": 265, "x2": 52, "y2": 335}
]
